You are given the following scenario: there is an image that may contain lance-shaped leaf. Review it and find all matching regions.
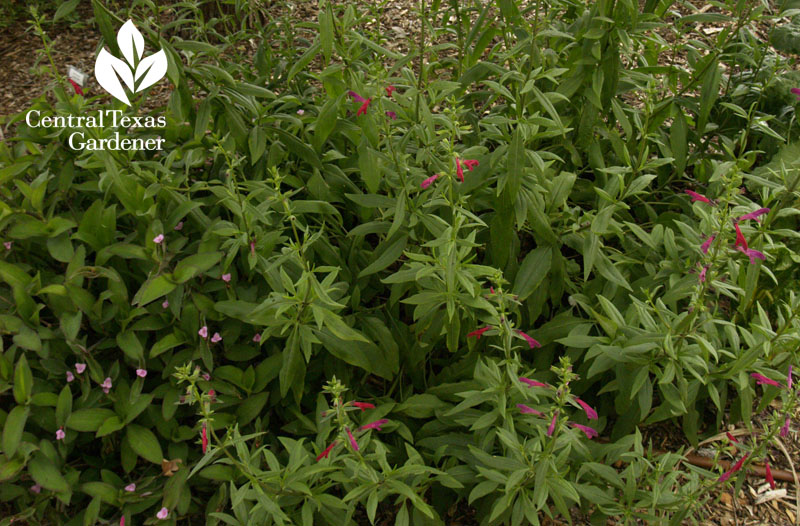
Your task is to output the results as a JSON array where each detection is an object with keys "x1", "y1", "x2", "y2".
[
  {"x1": 95, "y1": 48, "x2": 134, "y2": 105},
  {"x1": 134, "y1": 49, "x2": 168, "y2": 92},
  {"x1": 118, "y1": 20, "x2": 145, "y2": 66}
]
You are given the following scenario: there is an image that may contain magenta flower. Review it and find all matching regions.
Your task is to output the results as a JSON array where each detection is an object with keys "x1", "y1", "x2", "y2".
[
  {"x1": 211, "y1": 332, "x2": 222, "y2": 343},
  {"x1": 788, "y1": 365, "x2": 793, "y2": 390},
  {"x1": 780, "y1": 417, "x2": 790, "y2": 437},
  {"x1": 733, "y1": 222, "x2": 748, "y2": 251},
  {"x1": 685, "y1": 189, "x2": 712, "y2": 205},
  {"x1": 3, "y1": 241, "x2": 11, "y2": 250},
  {"x1": 547, "y1": 412, "x2": 558, "y2": 436},
  {"x1": 569, "y1": 422, "x2": 598, "y2": 439},
  {"x1": 456, "y1": 159, "x2": 464, "y2": 182},
  {"x1": 153, "y1": 234, "x2": 164, "y2": 244},
  {"x1": 726, "y1": 432, "x2": 738, "y2": 443},
  {"x1": 386, "y1": 85, "x2": 396, "y2": 97},
  {"x1": 698, "y1": 265, "x2": 708, "y2": 283},
  {"x1": 489, "y1": 286, "x2": 495, "y2": 294},
  {"x1": 467, "y1": 326, "x2": 492, "y2": 339},
  {"x1": 253, "y1": 333, "x2": 262, "y2": 343},
  {"x1": 30, "y1": 484, "x2": 41, "y2": 494},
  {"x1": 738, "y1": 208, "x2": 769, "y2": 222},
  {"x1": 420, "y1": 174, "x2": 440, "y2": 189},
  {"x1": 765, "y1": 461, "x2": 775, "y2": 490},
  {"x1": 316, "y1": 441, "x2": 336, "y2": 461},
  {"x1": 515, "y1": 330, "x2": 541, "y2": 349},
  {"x1": 174, "y1": 221, "x2": 183, "y2": 231},
  {"x1": 574, "y1": 397, "x2": 598, "y2": 420},
  {"x1": 519, "y1": 377, "x2": 549, "y2": 389},
  {"x1": 198, "y1": 326, "x2": 208, "y2": 339},
  {"x1": 136, "y1": 369, "x2": 147, "y2": 378},
  {"x1": 701, "y1": 235, "x2": 715, "y2": 254},
  {"x1": 56, "y1": 428, "x2": 65, "y2": 441},
  {"x1": 162, "y1": 299, "x2": 169, "y2": 309},
  {"x1": 120, "y1": 516, "x2": 125, "y2": 526},
  {"x1": 202, "y1": 373, "x2": 211, "y2": 381},
  {"x1": 124, "y1": 483, "x2": 136, "y2": 492},
  {"x1": 348, "y1": 91, "x2": 372, "y2": 116},
  {"x1": 68, "y1": 78, "x2": 84, "y2": 96},
  {"x1": 517, "y1": 404, "x2": 543, "y2": 416},
  {"x1": 792, "y1": 88, "x2": 800, "y2": 100},
  {"x1": 202, "y1": 424, "x2": 208, "y2": 454},
  {"x1": 101, "y1": 377, "x2": 113, "y2": 394},
  {"x1": 719, "y1": 453, "x2": 748, "y2": 482},
  {"x1": 359, "y1": 419, "x2": 389, "y2": 431},
  {"x1": 221, "y1": 273, "x2": 231, "y2": 283},
  {"x1": 462, "y1": 160, "x2": 479, "y2": 171},
  {"x1": 66, "y1": 371, "x2": 74, "y2": 382},
  {"x1": 348, "y1": 90, "x2": 366, "y2": 103},
  {"x1": 156, "y1": 507, "x2": 169, "y2": 520},
  {"x1": 75, "y1": 363, "x2": 86, "y2": 374},
  {"x1": 345, "y1": 427, "x2": 359, "y2": 451},
  {"x1": 385, "y1": 111, "x2": 397, "y2": 120},
  {"x1": 751, "y1": 373, "x2": 781, "y2": 387},
  {"x1": 352, "y1": 402, "x2": 375, "y2": 411},
  {"x1": 736, "y1": 247, "x2": 765, "y2": 265}
]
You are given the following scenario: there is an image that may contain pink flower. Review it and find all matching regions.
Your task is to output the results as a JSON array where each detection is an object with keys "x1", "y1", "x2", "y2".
[
  {"x1": 345, "y1": 427, "x2": 359, "y2": 451},
  {"x1": 348, "y1": 91, "x2": 367, "y2": 103},
  {"x1": 202, "y1": 424, "x2": 208, "y2": 453},
  {"x1": 250, "y1": 240, "x2": 256, "y2": 256},
  {"x1": 385, "y1": 111, "x2": 397, "y2": 120},
  {"x1": 420, "y1": 174, "x2": 440, "y2": 189},
  {"x1": 101, "y1": 377, "x2": 113, "y2": 393},
  {"x1": 685, "y1": 189, "x2": 712, "y2": 205},
  {"x1": 30, "y1": 484, "x2": 41, "y2": 494},
  {"x1": 489, "y1": 286, "x2": 495, "y2": 294},
  {"x1": 792, "y1": 88, "x2": 800, "y2": 100},
  {"x1": 515, "y1": 330, "x2": 541, "y2": 348},
  {"x1": 221, "y1": 273, "x2": 231, "y2": 283},
  {"x1": 359, "y1": 419, "x2": 389, "y2": 431},
  {"x1": 733, "y1": 222, "x2": 748, "y2": 251},
  {"x1": 198, "y1": 326, "x2": 208, "y2": 339},
  {"x1": 348, "y1": 91, "x2": 372, "y2": 116},
  {"x1": 788, "y1": 365, "x2": 793, "y2": 390},
  {"x1": 75, "y1": 363, "x2": 86, "y2": 374},
  {"x1": 701, "y1": 235, "x2": 715, "y2": 254},
  {"x1": 765, "y1": 461, "x2": 775, "y2": 490},
  {"x1": 751, "y1": 373, "x2": 781, "y2": 387},
  {"x1": 734, "y1": 247, "x2": 765, "y2": 265},
  {"x1": 780, "y1": 417, "x2": 790, "y2": 437},
  {"x1": 162, "y1": 299, "x2": 169, "y2": 309},
  {"x1": 56, "y1": 428, "x2": 65, "y2": 441},
  {"x1": 519, "y1": 377, "x2": 549, "y2": 389},
  {"x1": 125, "y1": 483, "x2": 136, "y2": 492},
  {"x1": 297, "y1": 109, "x2": 305, "y2": 115},
  {"x1": 66, "y1": 371, "x2": 74, "y2": 382},
  {"x1": 316, "y1": 441, "x2": 336, "y2": 461},
  {"x1": 211, "y1": 332, "x2": 222, "y2": 343},
  {"x1": 569, "y1": 422, "x2": 598, "y2": 439},
  {"x1": 738, "y1": 208, "x2": 770, "y2": 223},
  {"x1": 517, "y1": 404, "x2": 543, "y2": 416},
  {"x1": 726, "y1": 432, "x2": 738, "y2": 443},
  {"x1": 456, "y1": 158, "x2": 464, "y2": 182},
  {"x1": 153, "y1": 234, "x2": 164, "y2": 244},
  {"x1": 174, "y1": 221, "x2": 183, "y2": 231},
  {"x1": 68, "y1": 78, "x2": 84, "y2": 96},
  {"x1": 462, "y1": 160, "x2": 479, "y2": 171},
  {"x1": 719, "y1": 453, "x2": 748, "y2": 483},
  {"x1": 698, "y1": 265, "x2": 708, "y2": 283},
  {"x1": 208, "y1": 389, "x2": 216, "y2": 402},
  {"x1": 202, "y1": 373, "x2": 211, "y2": 381},
  {"x1": 352, "y1": 402, "x2": 375, "y2": 411},
  {"x1": 386, "y1": 85, "x2": 396, "y2": 97},
  {"x1": 467, "y1": 326, "x2": 492, "y2": 339},
  {"x1": 547, "y1": 412, "x2": 558, "y2": 436},
  {"x1": 156, "y1": 507, "x2": 169, "y2": 520},
  {"x1": 136, "y1": 369, "x2": 147, "y2": 378},
  {"x1": 120, "y1": 516, "x2": 125, "y2": 526},
  {"x1": 253, "y1": 333, "x2": 262, "y2": 343},
  {"x1": 3, "y1": 241, "x2": 11, "y2": 250},
  {"x1": 574, "y1": 397, "x2": 598, "y2": 420}
]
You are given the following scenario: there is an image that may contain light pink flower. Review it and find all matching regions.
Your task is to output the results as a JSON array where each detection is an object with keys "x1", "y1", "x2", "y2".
[
  {"x1": 136, "y1": 369, "x2": 147, "y2": 378},
  {"x1": 297, "y1": 109, "x2": 305, "y2": 115},
  {"x1": 569, "y1": 422, "x2": 598, "y2": 439},
  {"x1": 420, "y1": 174, "x2": 440, "y2": 189},
  {"x1": 517, "y1": 404, "x2": 543, "y2": 416},
  {"x1": 30, "y1": 484, "x2": 41, "y2": 494},
  {"x1": 738, "y1": 208, "x2": 769, "y2": 222},
  {"x1": 574, "y1": 397, "x2": 598, "y2": 420},
  {"x1": 198, "y1": 326, "x2": 208, "y2": 339},
  {"x1": 153, "y1": 234, "x2": 164, "y2": 244},
  {"x1": 345, "y1": 427, "x2": 359, "y2": 451},
  {"x1": 66, "y1": 371, "x2": 74, "y2": 382},
  {"x1": 221, "y1": 273, "x2": 231, "y2": 283},
  {"x1": 253, "y1": 333, "x2": 262, "y2": 343},
  {"x1": 75, "y1": 363, "x2": 86, "y2": 374},
  {"x1": 162, "y1": 300, "x2": 169, "y2": 309},
  {"x1": 685, "y1": 189, "x2": 712, "y2": 205},
  {"x1": 751, "y1": 373, "x2": 781, "y2": 387},
  {"x1": 211, "y1": 332, "x2": 222, "y2": 343},
  {"x1": 359, "y1": 419, "x2": 389, "y2": 431},
  {"x1": 202, "y1": 373, "x2": 211, "y2": 381},
  {"x1": 547, "y1": 412, "x2": 558, "y2": 436},
  {"x1": 174, "y1": 222, "x2": 183, "y2": 231},
  {"x1": 124, "y1": 483, "x2": 136, "y2": 492},
  {"x1": 699, "y1": 265, "x2": 708, "y2": 283},
  {"x1": 515, "y1": 330, "x2": 541, "y2": 348},
  {"x1": 3, "y1": 241, "x2": 11, "y2": 250},
  {"x1": 701, "y1": 235, "x2": 715, "y2": 254},
  {"x1": 56, "y1": 428, "x2": 65, "y2": 440},
  {"x1": 519, "y1": 377, "x2": 549, "y2": 389},
  {"x1": 156, "y1": 507, "x2": 169, "y2": 520},
  {"x1": 101, "y1": 377, "x2": 113, "y2": 394}
]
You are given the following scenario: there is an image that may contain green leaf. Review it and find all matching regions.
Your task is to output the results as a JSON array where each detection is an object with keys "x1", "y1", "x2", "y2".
[
  {"x1": 133, "y1": 275, "x2": 177, "y2": 307},
  {"x1": 236, "y1": 392, "x2": 269, "y2": 427},
  {"x1": 172, "y1": 252, "x2": 223, "y2": 283},
  {"x1": 249, "y1": 126, "x2": 267, "y2": 165},
  {"x1": 358, "y1": 139, "x2": 381, "y2": 194},
  {"x1": 359, "y1": 233, "x2": 407, "y2": 278},
  {"x1": 116, "y1": 331, "x2": 144, "y2": 362},
  {"x1": 56, "y1": 385, "x2": 72, "y2": 428},
  {"x1": 513, "y1": 246, "x2": 552, "y2": 301},
  {"x1": 13, "y1": 354, "x2": 33, "y2": 404},
  {"x1": 503, "y1": 125, "x2": 525, "y2": 196},
  {"x1": 2, "y1": 406, "x2": 29, "y2": 458},
  {"x1": 126, "y1": 424, "x2": 164, "y2": 464},
  {"x1": 67, "y1": 409, "x2": 117, "y2": 432},
  {"x1": 29, "y1": 453, "x2": 69, "y2": 493}
]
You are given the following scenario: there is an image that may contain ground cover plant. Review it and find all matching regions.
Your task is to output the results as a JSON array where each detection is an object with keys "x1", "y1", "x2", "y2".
[{"x1": 1, "y1": 0, "x2": 800, "y2": 524}]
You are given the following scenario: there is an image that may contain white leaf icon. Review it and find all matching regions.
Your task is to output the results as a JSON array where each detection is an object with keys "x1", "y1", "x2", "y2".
[
  {"x1": 134, "y1": 49, "x2": 168, "y2": 93},
  {"x1": 95, "y1": 48, "x2": 134, "y2": 105},
  {"x1": 117, "y1": 20, "x2": 145, "y2": 67}
]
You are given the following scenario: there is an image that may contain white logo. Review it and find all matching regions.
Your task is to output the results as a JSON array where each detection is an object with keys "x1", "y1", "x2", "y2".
[{"x1": 94, "y1": 20, "x2": 168, "y2": 106}]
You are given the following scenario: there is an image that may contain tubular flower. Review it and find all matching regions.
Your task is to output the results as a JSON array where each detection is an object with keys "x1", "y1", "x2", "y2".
[
  {"x1": 574, "y1": 397, "x2": 598, "y2": 420},
  {"x1": 726, "y1": 432, "x2": 739, "y2": 443},
  {"x1": 569, "y1": 422, "x2": 598, "y2": 439},
  {"x1": 360, "y1": 419, "x2": 389, "y2": 431},
  {"x1": 719, "y1": 453, "x2": 748, "y2": 483},
  {"x1": 519, "y1": 377, "x2": 549, "y2": 389},
  {"x1": 738, "y1": 208, "x2": 770, "y2": 223},
  {"x1": 352, "y1": 402, "x2": 375, "y2": 411},
  {"x1": 515, "y1": 330, "x2": 541, "y2": 349},
  {"x1": 462, "y1": 159, "x2": 479, "y2": 171},
  {"x1": 385, "y1": 111, "x2": 397, "y2": 120},
  {"x1": 789, "y1": 365, "x2": 793, "y2": 390},
  {"x1": 386, "y1": 85, "x2": 396, "y2": 97},
  {"x1": 685, "y1": 189, "x2": 712, "y2": 205},
  {"x1": 467, "y1": 326, "x2": 492, "y2": 339},
  {"x1": 348, "y1": 90, "x2": 372, "y2": 116},
  {"x1": 547, "y1": 412, "x2": 558, "y2": 436},
  {"x1": 68, "y1": 79, "x2": 84, "y2": 96},
  {"x1": 780, "y1": 417, "x2": 790, "y2": 437},
  {"x1": 345, "y1": 427, "x2": 359, "y2": 451},
  {"x1": 420, "y1": 174, "x2": 440, "y2": 189},
  {"x1": 733, "y1": 222, "x2": 748, "y2": 251},
  {"x1": 202, "y1": 424, "x2": 208, "y2": 453},
  {"x1": 793, "y1": 88, "x2": 800, "y2": 100},
  {"x1": 120, "y1": 517, "x2": 125, "y2": 526},
  {"x1": 456, "y1": 158, "x2": 464, "y2": 182},
  {"x1": 738, "y1": 248, "x2": 765, "y2": 265},
  {"x1": 357, "y1": 100, "x2": 372, "y2": 115},
  {"x1": 517, "y1": 404, "x2": 543, "y2": 417},
  {"x1": 765, "y1": 461, "x2": 775, "y2": 490},
  {"x1": 751, "y1": 373, "x2": 781, "y2": 387},
  {"x1": 316, "y1": 441, "x2": 336, "y2": 461},
  {"x1": 698, "y1": 265, "x2": 708, "y2": 283},
  {"x1": 701, "y1": 235, "x2": 715, "y2": 254}
]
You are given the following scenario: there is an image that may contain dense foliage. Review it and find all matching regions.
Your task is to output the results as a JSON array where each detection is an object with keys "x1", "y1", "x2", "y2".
[{"x1": 1, "y1": 0, "x2": 799, "y2": 524}]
